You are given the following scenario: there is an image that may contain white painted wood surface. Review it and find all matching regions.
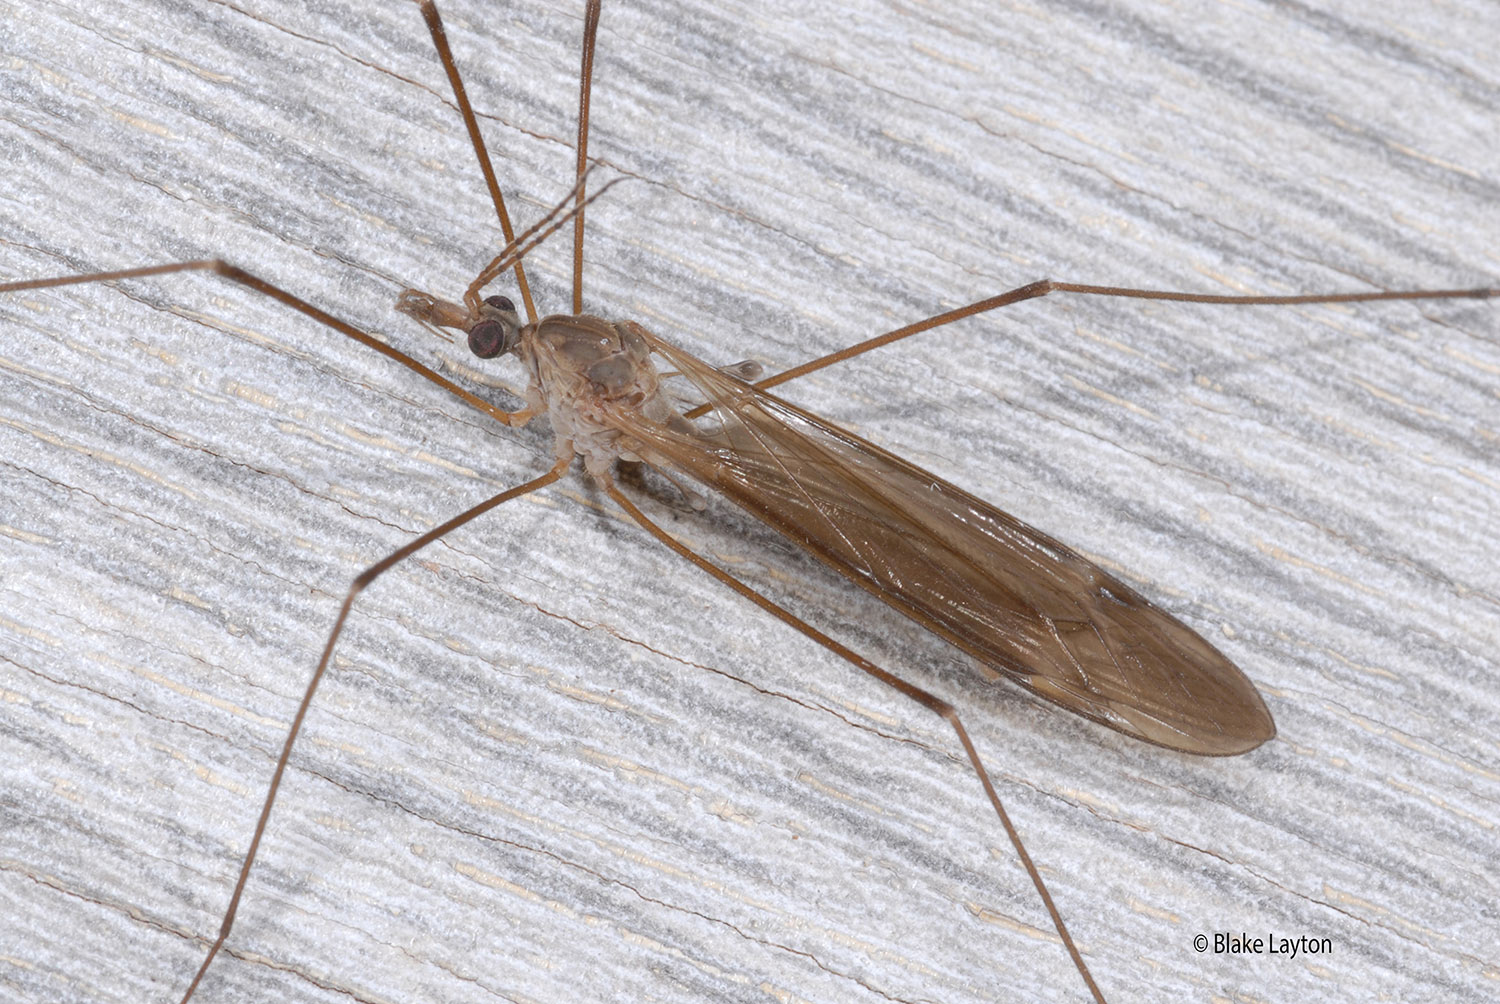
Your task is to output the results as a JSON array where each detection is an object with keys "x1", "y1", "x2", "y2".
[{"x1": 2, "y1": 1, "x2": 1496, "y2": 1002}]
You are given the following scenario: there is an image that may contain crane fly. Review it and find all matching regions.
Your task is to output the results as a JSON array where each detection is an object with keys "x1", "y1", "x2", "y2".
[{"x1": 2, "y1": 1, "x2": 1500, "y2": 1002}]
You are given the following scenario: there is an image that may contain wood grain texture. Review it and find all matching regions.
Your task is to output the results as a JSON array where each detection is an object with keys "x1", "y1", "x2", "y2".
[{"x1": 2, "y1": 1, "x2": 1496, "y2": 1002}]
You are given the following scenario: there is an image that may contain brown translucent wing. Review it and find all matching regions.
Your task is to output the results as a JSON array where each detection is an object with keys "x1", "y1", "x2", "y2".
[{"x1": 609, "y1": 330, "x2": 1274, "y2": 756}]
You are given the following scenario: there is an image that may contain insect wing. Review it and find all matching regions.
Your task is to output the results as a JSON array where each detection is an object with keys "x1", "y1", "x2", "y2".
[{"x1": 616, "y1": 332, "x2": 1274, "y2": 755}]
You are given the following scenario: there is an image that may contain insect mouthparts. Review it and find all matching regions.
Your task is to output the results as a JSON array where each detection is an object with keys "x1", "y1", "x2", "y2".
[{"x1": 395, "y1": 288, "x2": 470, "y2": 330}]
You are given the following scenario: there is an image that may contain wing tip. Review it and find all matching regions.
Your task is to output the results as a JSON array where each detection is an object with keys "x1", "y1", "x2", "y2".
[{"x1": 1124, "y1": 700, "x2": 1276, "y2": 757}]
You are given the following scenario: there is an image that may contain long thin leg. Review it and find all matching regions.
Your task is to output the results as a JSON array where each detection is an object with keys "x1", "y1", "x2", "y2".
[
  {"x1": 753, "y1": 277, "x2": 1500, "y2": 393},
  {"x1": 416, "y1": 0, "x2": 538, "y2": 325},
  {"x1": 572, "y1": 0, "x2": 604, "y2": 315},
  {"x1": 602, "y1": 477, "x2": 1109, "y2": 1004},
  {"x1": 0, "y1": 260, "x2": 530, "y2": 428},
  {"x1": 177, "y1": 455, "x2": 571, "y2": 1003}
]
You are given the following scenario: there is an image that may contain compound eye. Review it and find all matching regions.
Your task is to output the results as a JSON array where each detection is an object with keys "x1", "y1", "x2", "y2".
[
  {"x1": 468, "y1": 319, "x2": 508, "y2": 358},
  {"x1": 484, "y1": 294, "x2": 515, "y2": 312}
]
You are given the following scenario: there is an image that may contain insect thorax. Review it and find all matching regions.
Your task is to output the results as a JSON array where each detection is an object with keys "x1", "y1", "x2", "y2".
[{"x1": 522, "y1": 314, "x2": 681, "y2": 475}]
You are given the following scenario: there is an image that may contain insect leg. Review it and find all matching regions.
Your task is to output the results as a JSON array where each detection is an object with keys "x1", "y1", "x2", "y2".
[
  {"x1": 572, "y1": 0, "x2": 603, "y2": 315},
  {"x1": 414, "y1": 0, "x2": 538, "y2": 324},
  {"x1": 1, "y1": 258, "x2": 574, "y2": 998},
  {"x1": 602, "y1": 477, "x2": 1109, "y2": 1004},
  {"x1": 174, "y1": 454, "x2": 571, "y2": 1003},
  {"x1": 749, "y1": 278, "x2": 1499, "y2": 394},
  {"x1": 0, "y1": 260, "x2": 530, "y2": 428}
]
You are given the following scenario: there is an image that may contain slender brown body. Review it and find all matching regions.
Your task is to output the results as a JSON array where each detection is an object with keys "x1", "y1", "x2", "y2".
[{"x1": 401, "y1": 287, "x2": 1276, "y2": 757}]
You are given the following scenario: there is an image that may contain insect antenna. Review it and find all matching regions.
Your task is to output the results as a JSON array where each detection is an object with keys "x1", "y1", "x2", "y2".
[{"x1": 465, "y1": 168, "x2": 623, "y2": 310}]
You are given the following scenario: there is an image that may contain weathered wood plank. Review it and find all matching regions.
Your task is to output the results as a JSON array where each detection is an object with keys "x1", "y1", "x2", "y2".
[{"x1": 2, "y1": 1, "x2": 1495, "y2": 1002}]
